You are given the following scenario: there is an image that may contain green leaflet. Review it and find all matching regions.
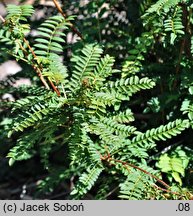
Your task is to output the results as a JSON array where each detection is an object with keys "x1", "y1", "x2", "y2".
[
  {"x1": 1, "y1": 3, "x2": 192, "y2": 199},
  {"x1": 34, "y1": 15, "x2": 71, "y2": 56},
  {"x1": 156, "y1": 152, "x2": 189, "y2": 186},
  {"x1": 71, "y1": 165, "x2": 104, "y2": 197},
  {"x1": 131, "y1": 119, "x2": 189, "y2": 148}
]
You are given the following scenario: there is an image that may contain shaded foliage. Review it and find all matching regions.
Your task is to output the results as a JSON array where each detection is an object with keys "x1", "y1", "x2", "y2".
[{"x1": 0, "y1": 0, "x2": 193, "y2": 200}]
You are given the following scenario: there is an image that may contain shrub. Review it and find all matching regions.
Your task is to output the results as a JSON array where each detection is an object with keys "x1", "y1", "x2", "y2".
[{"x1": 0, "y1": 1, "x2": 193, "y2": 199}]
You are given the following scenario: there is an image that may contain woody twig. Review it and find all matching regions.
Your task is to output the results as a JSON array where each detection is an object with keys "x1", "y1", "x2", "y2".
[
  {"x1": 0, "y1": 14, "x2": 61, "y2": 96},
  {"x1": 52, "y1": 0, "x2": 83, "y2": 40},
  {"x1": 99, "y1": 149, "x2": 184, "y2": 197}
]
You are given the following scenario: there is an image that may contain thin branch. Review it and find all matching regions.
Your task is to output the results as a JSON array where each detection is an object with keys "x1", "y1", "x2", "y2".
[
  {"x1": 173, "y1": 4, "x2": 188, "y2": 89},
  {"x1": 22, "y1": 38, "x2": 50, "y2": 90},
  {"x1": 0, "y1": 15, "x2": 50, "y2": 89},
  {"x1": 103, "y1": 186, "x2": 119, "y2": 199},
  {"x1": 0, "y1": 14, "x2": 62, "y2": 94},
  {"x1": 23, "y1": 38, "x2": 38, "y2": 60},
  {"x1": 147, "y1": 140, "x2": 183, "y2": 163},
  {"x1": 23, "y1": 38, "x2": 61, "y2": 95},
  {"x1": 16, "y1": 38, "x2": 50, "y2": 89},
  {"x1": 99, "y1": 148, "x2": 171, "y2": 190},
  {"x1": 52, "y1": 0, "x2": 67, "y2": 18},
  {"x1": 48, "y1": 78, "x2": 61, "y2": 96},
  {"x1": 52, "y1": 0, "x2": 83, "y2": 39},
  {"x1": 173, "y1": 38, "x2": 185, "y2": 89},
  {"x1": 153, "y1": 184, "x2": 183, "y2": 197},
  {"x1": 110, "y1": 158, "x2": 170, "y2": 189},
  {"x1": 0, "y1": 15, "x2": 5, "y2": 23}
]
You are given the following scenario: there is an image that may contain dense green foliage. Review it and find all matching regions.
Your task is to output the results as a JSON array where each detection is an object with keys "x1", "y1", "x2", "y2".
[{"x1": 0, "y1": 0, "x2": 193, "y2": 200}]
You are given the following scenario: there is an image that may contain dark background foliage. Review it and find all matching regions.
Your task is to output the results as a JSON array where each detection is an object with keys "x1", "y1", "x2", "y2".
[{"x1": 0, "y1": 0, "x2": 193, "y2": 199}]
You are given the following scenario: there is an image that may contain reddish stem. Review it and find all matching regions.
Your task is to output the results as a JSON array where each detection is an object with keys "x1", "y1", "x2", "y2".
[{"x1": 52, "y1": 0, "x2": 83, "y2": 39}]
